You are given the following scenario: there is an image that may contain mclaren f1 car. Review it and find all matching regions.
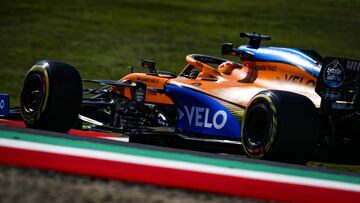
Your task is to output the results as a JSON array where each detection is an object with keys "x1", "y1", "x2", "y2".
[{"x1": 5, "y1": 32, "x2": 360, "y2": 163}]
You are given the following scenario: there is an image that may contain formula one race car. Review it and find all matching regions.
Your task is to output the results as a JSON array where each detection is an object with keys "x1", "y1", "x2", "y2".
[{"x1": 7, "y1": 32, "x2": 360, "y2": 163}]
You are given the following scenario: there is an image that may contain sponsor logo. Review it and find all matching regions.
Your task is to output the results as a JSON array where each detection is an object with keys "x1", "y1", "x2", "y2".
[
  {"x1": 136, "y1": 77, "x2": 159, "y2": 83},
  {"x1": 0, "y1": 99, "x2": 4, "y2": 109},
  {"x1": 323, "y1": 59, "x2": 345, "y2": 88},
  {"x1": 346, "y1": 60, "x2": 360, "y2": 71},
  {"x1": 135, "y1": 87, "x2": 145, "y2": 102},
  {"x1": 324, "y1": 91, "x2": 341, "y2": 100},
  {"x1": 178, "y1": 106, "x2": 227, "y2": 130},
  {"x1": 255, "y1": 65, "x2": 277, "y2": 72},
  {"x1": 275, "y1": 75, "x2": 316, "y2": 87},
  {"x1": 0, "y1": 94, "x2": 9, "y2": 116}
]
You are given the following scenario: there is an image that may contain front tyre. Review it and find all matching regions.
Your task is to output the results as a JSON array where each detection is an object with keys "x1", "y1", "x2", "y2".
[
  {"x1": 20, "y1": 60, "x2": 82, "y2": 132},
  {"x1": 241, "y1": 90, "x2": 319, "y2": 163}
]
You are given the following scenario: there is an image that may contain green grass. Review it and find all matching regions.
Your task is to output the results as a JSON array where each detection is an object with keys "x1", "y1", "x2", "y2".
[
  {"x1": 308, "y1": 162, "x2": 360, "y2": 174},
  {"x1": 1, "y1": 0, "x2": 360, "y2": 106},
  {"x1": 1, "y1": 0, "x2": 360, "y2": 173}
]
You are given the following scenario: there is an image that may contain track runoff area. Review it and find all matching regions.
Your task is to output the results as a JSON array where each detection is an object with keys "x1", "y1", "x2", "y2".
[{"x1": 0, "y1": 119, "x2": 360, "y2": 203}]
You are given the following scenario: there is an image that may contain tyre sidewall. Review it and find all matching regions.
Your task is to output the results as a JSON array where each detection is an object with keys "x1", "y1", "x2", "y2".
[
  {"x1": 242, "y1": 90, "x2": 319, "y2": 163},
  {"x1": 21, "y1": 60, "x2": 82, "y2": 132},
  {"x1": 20, "y1": 62, "x2": 51, "y2": 126},
  {"x1": 242, "y1": 93, "x2": 278, "y2": 159}
]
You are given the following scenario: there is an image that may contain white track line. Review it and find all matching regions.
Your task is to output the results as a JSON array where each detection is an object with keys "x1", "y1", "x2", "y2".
[
  {"x1": 104, "y1": 137, "x2": 129, "y2": 142},
  {"x1": 0, "y1": 138, "x2": 360, "y2": 193}
]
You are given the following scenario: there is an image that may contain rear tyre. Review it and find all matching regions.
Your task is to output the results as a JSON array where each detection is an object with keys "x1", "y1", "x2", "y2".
[
  {"x1": 20, "y1": 60, "x2": 82, "y2": 132},
  {"x1": 241, "y1": 90, "x2": 319, "y2": 163}
]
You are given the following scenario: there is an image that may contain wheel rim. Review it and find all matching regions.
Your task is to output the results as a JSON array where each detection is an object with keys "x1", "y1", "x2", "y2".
[
  {"x1": 22, "y1": 74, "x2": 44, "y2": 114},
  {"x1": 245, "y1": 103, "x2": 273, "y2": 149}
]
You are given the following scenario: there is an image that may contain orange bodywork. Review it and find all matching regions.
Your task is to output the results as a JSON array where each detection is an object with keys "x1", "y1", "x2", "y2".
[
  {"x1": 112, "y1": 73, "x2": 174, "y2": 105},
  {"x1": 174, "y1": 56, "x2": 320, "y2": 107},
  {"x1": 112, "y1": 54, "x2": 321, "y2": 108}
]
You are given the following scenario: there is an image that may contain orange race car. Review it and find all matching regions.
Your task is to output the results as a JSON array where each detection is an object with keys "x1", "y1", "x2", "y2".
[{"x1": 4, "y1": 32, "x2": 360, "y2": 163}]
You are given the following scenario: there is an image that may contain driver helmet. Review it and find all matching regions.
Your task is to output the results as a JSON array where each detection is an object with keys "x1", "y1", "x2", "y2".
[{"x1": 218, "y1": 61, "x2": 241, "y2": 74}]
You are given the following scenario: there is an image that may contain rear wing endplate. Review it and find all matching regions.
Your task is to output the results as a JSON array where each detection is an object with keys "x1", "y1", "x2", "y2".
[{"x1": 315, "y1": 57, "x2": 360, "y2": 111}]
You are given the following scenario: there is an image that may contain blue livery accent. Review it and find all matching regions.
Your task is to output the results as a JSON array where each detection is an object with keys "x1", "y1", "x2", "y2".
[
  {"x1": 0, "y1": 94, "x2": 9, "y2": 116},
  {"x1": 238, "y1": 45, "x2": 321, "y2": 77},
  {"x1": 165, "y1": 84, "x2": 241, "y2": 139}
]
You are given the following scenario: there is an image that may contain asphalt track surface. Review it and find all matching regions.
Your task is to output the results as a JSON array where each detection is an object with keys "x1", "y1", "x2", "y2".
[
  {"x1": 1, "y1": 121, "x2": 360, "y2": 202},
  {"x1": 0, "y1": 165, "x2": 264, "y2": 203}
]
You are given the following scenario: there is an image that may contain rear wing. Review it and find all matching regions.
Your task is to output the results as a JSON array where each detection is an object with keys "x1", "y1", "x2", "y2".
[{"x1": 315, "y1": 57, "x2": 360, "y2": 113}]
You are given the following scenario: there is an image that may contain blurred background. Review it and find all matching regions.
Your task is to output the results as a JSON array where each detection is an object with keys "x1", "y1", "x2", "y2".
[{"x1": 1, "y1": 0, "x2": 360, "y2": 106}]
